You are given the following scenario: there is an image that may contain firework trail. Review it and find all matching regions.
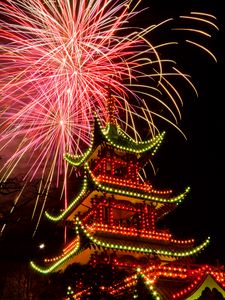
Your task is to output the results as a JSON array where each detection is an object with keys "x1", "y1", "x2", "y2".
[{"x1": 0, "y1": 0, "x2": 218, "y2": 235}]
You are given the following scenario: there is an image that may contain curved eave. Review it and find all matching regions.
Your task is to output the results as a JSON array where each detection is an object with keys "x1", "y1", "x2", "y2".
[
  {"x1": 64, "y1": 117, "x2": 101, "y2": 166},
  {"x1": 78, "y1": 218, "x2": 210, "y2": 258},
  {"x1": 156, "y1": 203, "x2": 178, "y2": 221},
  {"x1": 156, "y1": 201, "x2": 183, "y2": 221},
  {"x1": 86, "y1": 164, "x2": 190, "y2": 205},
  {"x1": 65, "y1": 146, "x2": 93, "y2": 167},
  {"x1": 103, "y1": 122, "x2": 165, "y2": 154},
  {"x1": 171, "y1": 273, "x2": 225, "y2": 299},
  {"x1": 30, "y1": 236, "x2": 81, "y2": 274},
  {"x1": 45, "y1": 172, "x2": 89, "y2": 222},
  {"x1": 64, "y1": 117, "x2": 165, "y2": 167}
]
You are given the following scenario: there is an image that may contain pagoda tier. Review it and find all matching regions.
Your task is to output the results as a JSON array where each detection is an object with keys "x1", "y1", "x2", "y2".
[
  {"x1": 46, "y1": 142, "x2": 190, "y2": 222},
  {"x1": 31, "y1": 216, "x2": 210, "y2": 274},
  {"x1": 64, "y1": 116, "x2": 165, "y2": 167}
]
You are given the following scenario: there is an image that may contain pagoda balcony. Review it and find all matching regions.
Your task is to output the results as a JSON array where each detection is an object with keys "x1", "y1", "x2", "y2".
[
  {"x1": 94, "y1": 174, "x2": 151, "y2": 192},
  {"x1": 87, "y1": 222, "x2": 171, "y2": 241},
  {"x1": 84, "y1": 222, "x2": 194, "y2": 246},
  {"x1": 92, "y1": 173, "x2": 173, "y2": 196},
  {"x1": 90, "y1": 155, "x2": 140, "y2": 184}
]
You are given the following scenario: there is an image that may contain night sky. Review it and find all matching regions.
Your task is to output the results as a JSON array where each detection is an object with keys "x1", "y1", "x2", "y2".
[
  {"x1": 0, "y1": 0, "x2": 224, "y2": 269},
  {"x1": 143, "y1": 0, "x2": 225, "y2": 265}
]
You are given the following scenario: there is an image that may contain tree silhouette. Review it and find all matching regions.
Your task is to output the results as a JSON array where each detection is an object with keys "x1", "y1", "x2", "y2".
[{"x1": 198, "y1": 287, "x2": 225, "y2": 300}]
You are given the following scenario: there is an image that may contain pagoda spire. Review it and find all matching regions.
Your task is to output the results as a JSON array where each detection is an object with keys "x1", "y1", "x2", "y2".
[{"x1": 107, "y1": 88, "x2": 117, "y2": 125}]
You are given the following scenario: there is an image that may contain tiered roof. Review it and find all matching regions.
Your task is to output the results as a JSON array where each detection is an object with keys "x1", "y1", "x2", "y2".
[
  {"x1": 45, "y1": 118, "x2": 190, "y2": 222},
  {"x1": 31, "y1": 216, "x2": 210, "y2": 274},
  {"x1": 45, "y1": 165, "x2": 190, "y2": 222},
  {"x1": 31, "y1": 117, "x2": 208, "y2": 278},
  {"x1": 64, "y1": 116, "x2": 165, "y2": 167}
]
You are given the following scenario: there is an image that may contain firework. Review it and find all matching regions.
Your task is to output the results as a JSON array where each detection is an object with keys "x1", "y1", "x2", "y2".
[{"x1": 0, "y1": 0, "x2": 218, "y2": 235}]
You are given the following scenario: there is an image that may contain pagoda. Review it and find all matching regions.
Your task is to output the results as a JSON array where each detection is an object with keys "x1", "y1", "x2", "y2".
[{"x1": 31, "y1": 102, "x2": 225, "y2": 299}]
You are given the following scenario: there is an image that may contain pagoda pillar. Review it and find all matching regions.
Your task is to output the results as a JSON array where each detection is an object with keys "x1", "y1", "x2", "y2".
[
  {"x1": 108, "y1": 200, "x2": 114, "y2": 226},
  {"x1": 148, "y1": 206, "x2": 156, "y2": 231},
  {"x1": 140, "y1": 203, "x2": 147, "y2": 230}
]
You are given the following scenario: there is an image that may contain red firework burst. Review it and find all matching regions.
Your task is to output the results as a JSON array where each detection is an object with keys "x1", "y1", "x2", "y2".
[{"x1": 0, "y1": 0, "x2": 218, "y2": 234}]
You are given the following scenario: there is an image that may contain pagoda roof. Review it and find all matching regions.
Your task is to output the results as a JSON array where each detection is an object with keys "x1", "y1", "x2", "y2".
[
  {"x1": 86, "y1": 163, "x2": 190, "y2": 205},
  {"x1": 30, "y1": 217, "x2": 210, "y2": 274},
  {"x1": 166, "y1": 273, "x2": 225, "y2": 299},
  {"x1": 45, "y1": 172, "x2": 90, "y2": 222},
  {"x1": 144, "y1": 265, "x2": 225, "y2": 299},
  {"x1": 78, "y1": 218, "x2": 210, "y2": 259},
  {"x1": 30, "y1": 236, "x2": 82, "y2": 274},
  {"x1": 104, "y1": 264, "x2": 225, "y2": 300},
  {"x1": 65, "y1": 116, "x2": 165, "y2": 167},
  {"x1": 45, "y1": 167, "x2": 190, "y2": 223}
]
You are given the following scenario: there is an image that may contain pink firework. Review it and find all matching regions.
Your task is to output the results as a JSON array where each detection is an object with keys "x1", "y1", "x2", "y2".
[{"x1": 0, "y1": 0, "x2": 218, "y2": 234}]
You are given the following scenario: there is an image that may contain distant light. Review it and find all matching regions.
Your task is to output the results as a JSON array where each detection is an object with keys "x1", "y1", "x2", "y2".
[
  {"x1": 39, "y1": 243, "x2": 45, "y2": 249},
  {"x1": 60, "y1": 119, "x2": 64, "y2": 126}
]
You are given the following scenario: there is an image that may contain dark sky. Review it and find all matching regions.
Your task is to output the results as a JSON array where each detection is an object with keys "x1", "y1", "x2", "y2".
[
  {"x1": 143, "y1": 0, "x2": 225, "y2": 265},
  {"x1": 0, "y1": 0, "x2": 224, "y2": 267}
]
